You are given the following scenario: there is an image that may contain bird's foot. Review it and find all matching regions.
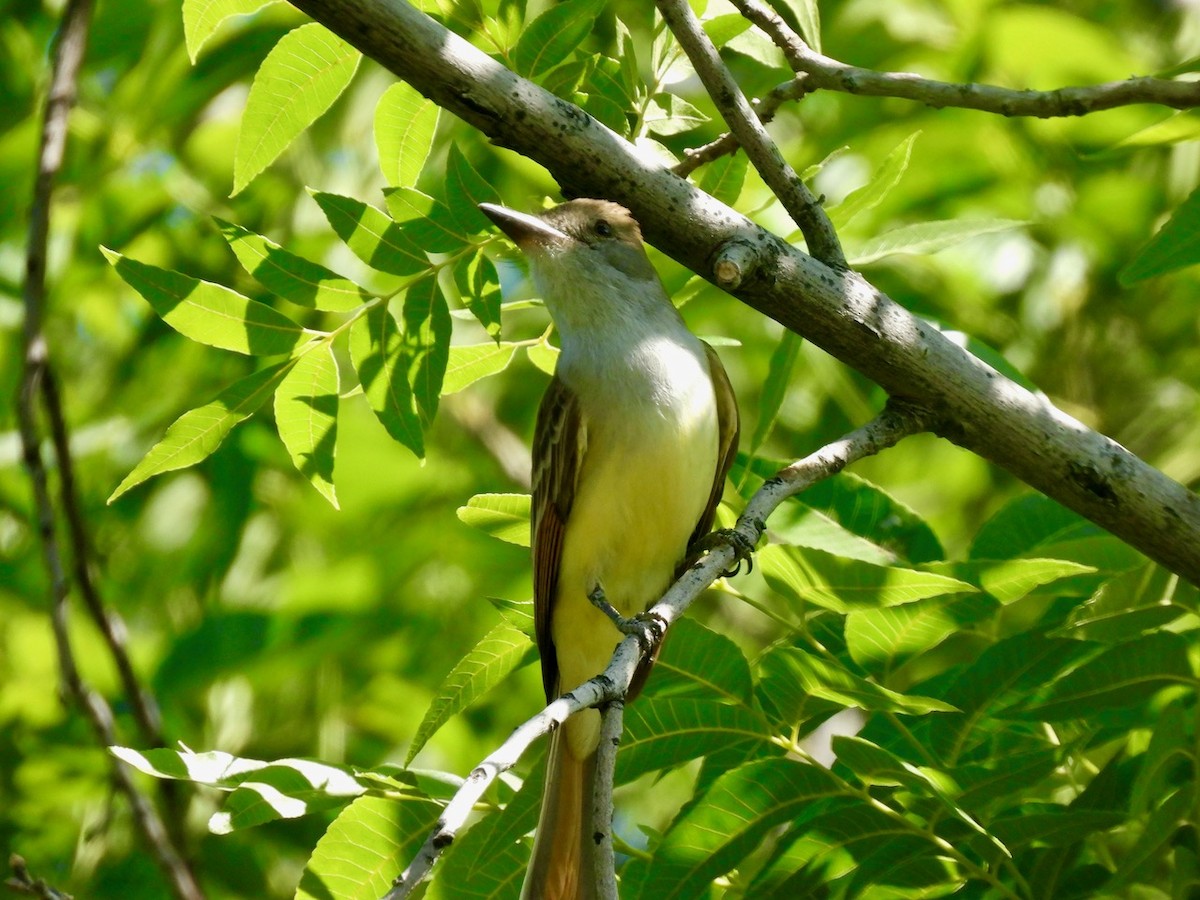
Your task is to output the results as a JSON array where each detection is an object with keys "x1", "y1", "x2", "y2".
[
  {"x1": 588, "y1": 584, "x2": 667, "y2": 649},
  {"x1": 691, "y1": 527, "x2": 757, "y2": 577}
]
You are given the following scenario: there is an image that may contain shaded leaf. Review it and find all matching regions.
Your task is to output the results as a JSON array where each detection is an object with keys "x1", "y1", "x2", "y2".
[
  {"x1": 349, "y1": 303, "x2": 424, "y2": 458},
  {"x1": 697, "y1": 151, "x2": 748, "y2": 207},
  {"x1": 1120, "y1": 183, "x2": 1200, "y2": 283},
  {"x1": 646, "y1": 618, "x2": 755, "y2": 706},
  {"x1": 513, "y1": 0, "x2": 606, "y2": 79},
  {"x1": 383, "y1": 187, "x2": 468, "y2": 253},
  {"x1": 453, "y1": 251, "x2": 503, "y2": 338},
  {"x1": 401, "y1": 277, "x2": 452, "y2": 422},
  {"x1": 749, "y1": 330, "x2": 802, "y2": 452},
  {"x1": 312, "y1": 191, "x2": 429, "y2": 275},
  {"x1": 442, "y1": 146, "x2": 501, "y2": 235}
]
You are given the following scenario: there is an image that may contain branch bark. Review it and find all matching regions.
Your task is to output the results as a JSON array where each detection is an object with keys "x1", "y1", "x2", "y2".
[{"x1": 288, "y1": 0, "x2": 1200, "y2": 584}]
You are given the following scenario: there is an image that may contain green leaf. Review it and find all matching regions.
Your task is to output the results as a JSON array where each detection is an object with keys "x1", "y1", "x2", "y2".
[
  {"x1": 617, "y1": 697, "x2": 772, "y2": 784},
  {"x1": 456, "y1": 493, "x2": 531, "y2": 547},
  {"x1": 311, "y1": 190, "x2": 429, "y2": 275},
  {"x1": 632, "y1": 758, "x2": 846, "y2": 900},
  {"x1": 643, "y1": 93, "x2": 709, "y2": 136},
  {"x1": 382, "y1": 188, "x2": 468, "y2": 253},
  {"x1": 702, "y1": 14, "x2": 753, "y2": 49},
  {"x1": 217, "y1": 218, "x2": 367, "y2": 311},
  {"x1": 525, "y1": 339, "x2": 559, "y2": 375},
  {"x1": 374, "y1": 81, "x2": 439, "y2": 187},
  {"x1": 759, "y1": 647, "x2": 957, "y2": 717},
  {"x1": 102, "y1": 248, "x2": 310, "y2": 355},
  {"x1": 1006, "y1": 630, "x2": 1193, "y2": 721},
  {"x1": 406, "y1": 622, "x2": 536, "y2": 765},
  {"x1": 775, "y1": 0, "x2": 822, "y2": 52},
  {"x1": 513, "y1": 0, "x2": 606, "y2": 79},
  {"x1": 1120, "y1": 184, "x2": 1200, "y2": 283},
  {"x1": 1130, "y1": 699, "x2": 1191, "y2": 815},
  {"x1": 646, "y1": 618, "x2": 755, "y2": 706},
  {"x1": 182, "y1": 0, "x2": 278, "y2": 62},
  {"x1": 295, "y1": 795, "x2": 442, "y2": 900},
  {"x1": 828, "y1": 132, "x2": 919, "y2": 230},
  {"x1": 233, "y1": 23, "x2": 360, "y2": 194},
  {"x1": 400, "y1": 277, "x2": 451, "y2": 422},
  {"x1": 453, "y1": 251, "x2": 503, "y2": 338},
  {"x1": 749, "y1": 330, "x2": 802, "y2": 452},
  {"x1": 442, "y1": 146, "x2": 501, "y2": 235},
  {"x1": 442, "y1": 343, "x2": 519, "y2": 395},
  {"x1": 110, "y1": 362, "x2": 293, "y2": 502},
  {"x1": 697, "y1": 151, "x2": 748, "y2": 207},
  {"x1": 110, "y1": 746, "x2": 372, "y2": 832},
  {"x1": 1106, "y1": 788, "x2": 1192, "y2": 890},
  {"x1": 349, "y1": 303, "x2": 424, "y2": 458},
  {"x1": 758, "y1": 544, "x2": 974, "y2": 615},
  {"x1": 274, "y1": 344, "x2": 339, "y2": 507},
  {"x1": 847, "y1": 219, "x2": 1026, "y2": 266},
  {"x1": 845, "y1": 593, "x2": 996, "y2": 673}
]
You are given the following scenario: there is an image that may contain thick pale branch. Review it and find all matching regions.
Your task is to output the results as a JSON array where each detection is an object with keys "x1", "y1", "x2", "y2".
[
  {"x1": 656, "y1": 0, "x2": 844, "y2": 267},
  {"x1": 289, "y1": 0, "x2": 1200, "y2": 583},
  {"x1": 383, "y1": 405, "x2": 928, "y2": 898},
  {"x1": 734, "y1": 0, "x2": 1200, "y2": 117}
]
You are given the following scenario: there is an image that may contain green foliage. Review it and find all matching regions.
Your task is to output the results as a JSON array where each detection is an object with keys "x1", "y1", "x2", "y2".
[{"x1": 5, "y1": 1, "x2": 1200, "y2": 899}]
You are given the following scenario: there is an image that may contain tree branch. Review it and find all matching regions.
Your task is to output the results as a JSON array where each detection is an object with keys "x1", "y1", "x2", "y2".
[
  {"x1": 288, "y1": 0, "x2": 1200, "y2": 584},
  {"x1": 382, "y1": 403, "x2": 929, "y2": 898},
  {"x1": 733, "y1": 0, "x2": 1200, "y2": 117},
  {"x1": 16, "y1": 0, "x2": 201, "y2": 896},
  {"x1": 655, "y1": 0, "x2": 844, "y2": 267}
]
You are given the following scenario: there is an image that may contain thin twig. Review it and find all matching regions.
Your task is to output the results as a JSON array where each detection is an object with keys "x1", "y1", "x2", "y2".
[
  {"x1": 673, "y1": 78, "x2": 810, "y2": 177},
  {"x1": 655, "y1": 0, "x2": 846, "y2": 268},
  {"x1": 17, "y1": 0, "x2": 201, "y2": 896},
  {"x1": 733, "y1": 0, "x2": 1200, "y2": 117},
  {"x1": 381, "y1": 401, "x2": 931, "y2": 899},
  {"x1": 6, "y1": 855, "x2": 73, "y2": 900},
  {"x1": 593, "y1": 700, "x2": 624, "y2": 900}
]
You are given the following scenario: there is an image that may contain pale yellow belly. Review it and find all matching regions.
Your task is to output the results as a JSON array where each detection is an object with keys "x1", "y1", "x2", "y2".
[{"x1": 553, "y1": 405, "x2": 718, "y2": 758}]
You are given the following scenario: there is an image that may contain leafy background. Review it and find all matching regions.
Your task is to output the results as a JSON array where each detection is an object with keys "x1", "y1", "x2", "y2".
[{"x1": 3, "y1": 0, "x2": 1200, "y2": 897}]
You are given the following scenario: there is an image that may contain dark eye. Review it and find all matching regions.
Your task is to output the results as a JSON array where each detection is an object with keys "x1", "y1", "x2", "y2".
[{"x1": 594, "y1": 219, "x2": 613, "y2": 237}]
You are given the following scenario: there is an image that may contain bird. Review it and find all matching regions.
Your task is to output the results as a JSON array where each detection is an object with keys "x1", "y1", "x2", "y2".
[{"x1": 479, "y1": 199, "x2": 740, "y2": 900}]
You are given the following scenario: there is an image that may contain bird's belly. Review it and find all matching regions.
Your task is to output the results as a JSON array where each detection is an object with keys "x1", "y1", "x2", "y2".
[{"x1": 551, "y1": 404, "x2": 718, "y2": 755}]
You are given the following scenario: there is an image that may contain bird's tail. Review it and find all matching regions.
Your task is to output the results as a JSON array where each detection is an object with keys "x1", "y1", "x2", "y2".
[{"x1": 521, "y1": 729, "x2": 598, "y2": 900}]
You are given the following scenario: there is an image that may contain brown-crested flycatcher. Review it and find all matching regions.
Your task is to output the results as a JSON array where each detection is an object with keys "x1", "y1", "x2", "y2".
[{"x1": 480, "y1": 199, "x2": 739, "y2": 900}]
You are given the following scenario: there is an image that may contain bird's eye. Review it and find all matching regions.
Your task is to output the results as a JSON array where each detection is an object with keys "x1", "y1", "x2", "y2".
[{"x1": 594, "y1": 220, "x2": 613, "y2": 237}]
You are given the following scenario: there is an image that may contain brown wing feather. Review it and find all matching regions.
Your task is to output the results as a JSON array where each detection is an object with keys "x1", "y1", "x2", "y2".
[
  {"x1": 683, "y1": 342, "x2": 740, "y2": 564},
  {"x1": 531, "y1": 375, "x2": 585, "y2": 702}
]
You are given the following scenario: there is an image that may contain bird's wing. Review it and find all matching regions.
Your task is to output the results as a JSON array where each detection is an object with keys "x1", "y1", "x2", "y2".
[
  {"x1": 687, "y1": 342, "x2": 741, "y2": 556},
  {"x1": 531, "y1": 374, "x2": 587, "y2": 702}
]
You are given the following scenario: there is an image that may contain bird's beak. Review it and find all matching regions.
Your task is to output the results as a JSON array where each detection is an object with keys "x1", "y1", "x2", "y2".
[{"x1": 479, "y1": 203, "x2": 569, "y2": 250}]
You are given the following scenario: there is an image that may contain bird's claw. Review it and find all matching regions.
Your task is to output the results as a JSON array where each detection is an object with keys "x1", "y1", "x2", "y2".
[
  {"x1": 588, "y1": 584, "x2": 667, "y2": 650},
  {"x1": 692, "y1": 527, "x2": 757, "y2": 577}
]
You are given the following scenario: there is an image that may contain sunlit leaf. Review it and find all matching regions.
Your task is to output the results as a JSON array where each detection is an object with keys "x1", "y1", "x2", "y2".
[
  {"x1": 182, "y1": 0, "x2": 279, "y2": 61},
  {"x1": 618, "y1": 698, "x2": 772, "y2": 784},
  {"x1": 401, "y1": 277, "x2": 451, "y2": 422},
  {"x1": 374, "y1": 81, "x2": 440, "y2": 187},
  {"x1": 109, "y1": 361, "x2": 293, "y2": 502},
  {"x1": 828, "y1": 132, "x2": 919, "y2": 230},
  {"x1": 382, "y1": 187, "x2": 467, "y2": 253},
  {"x1": 848, "y1": 219, "x2": 1026, "y2": 266},
  {"x1": 749, "y1": 330, "x2": 801, "y2": 452},
  {"x1": 442, "y1": 146, "x2": 501, "y2": 235},
  {"x1": 295, "y1": 795, "x2": 442, "y2": 900},
  {"x1": 274, "y1": 344, "x2": 339, "y2": 507},
  {"x1": 697, "y1": 151, "x2": 748, "y2": 207},
  {"x1": 442, "y1": 342, "x2": 519, "y2": 394},
  {"x1": 646, "y1": 618, "x2": 755, "y2": 706},
  {"x1": 102, "y1": 248, "x2": 310, "y2": 355},
  {"x1": 406, "y1": 622, "x2": 536, "y2": 765},
  {"x1": 233, "y1": 24, "x2": 360, "y2": 194},
  {"x1": 457, "y1": 493, "x2": 531, "y2": 547},
  {"x1": 217, "y1": 218, "x2": 367, "y2": 311}
]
